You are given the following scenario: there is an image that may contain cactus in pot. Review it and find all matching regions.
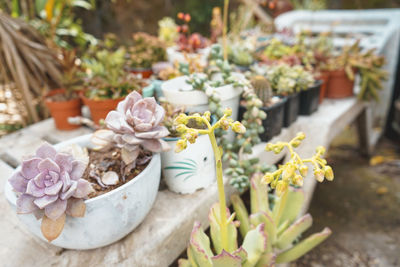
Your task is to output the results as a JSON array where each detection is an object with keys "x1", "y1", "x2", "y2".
[
  {"x1": 175, "y1": 110, "x2": 333, "y2": 266},
  {"x1": 251, "y1": 75, "x2": 273, "y2": 106}
]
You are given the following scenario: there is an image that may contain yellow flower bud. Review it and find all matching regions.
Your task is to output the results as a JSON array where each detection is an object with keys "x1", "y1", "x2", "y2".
[
  {"x1": 293, "y1": 174, "x2": 303, "y2": 186},
  {"x1": 185, "y1": 130, "x2": 198, "y2": 144},
  {"x1": 299, "y1": 165, "x2": 308, "y2": 176},
  {"x1": 314, "y1": 168, "x2": 325, "y2": 182},
  {"x1": 232, "y1": 121, "x2": 246, "y2": 134},
  {"x1": 176, "y1": 124, "x2": 187, "y2": 133},
  {"x1": 175, "y1": 139, "x2": 187, "y2": 153},
  {"x1": 263, "y1": 173, "x2": 274, "y2": 184},
  {"x1": 175, "y1": 113, "x2": 188, "y2": 125},
  {"x1": 296, "y1": 132, "x2": 306, "y2": 140},
  {"x1": 220, "y1": 118, "x2": 230, "y2": 130},
  {"x1": 291, "y1": 140, "x2": 301, "y2": 148},
  {"x1": 224, "y1": 108, "x2": 232, "y2": 116},
  {"x1": 203, "y1": 111, "x2": 211, "y2": 121},
  {"x1": 282, "y1": 163, "x2": 295, "y2": 181},
  {"x1": 323, "y1": 166, "x2": 334, "y2": 181},
  {"x1": 316, "y1": 146, "x2": 326, "y2": 155},
  {"x1": 276, "y1": 180, "x2": 288, "y2": 196},
  {"x1": 265, "y1": 143, "x2": 274, "y2": 151}
]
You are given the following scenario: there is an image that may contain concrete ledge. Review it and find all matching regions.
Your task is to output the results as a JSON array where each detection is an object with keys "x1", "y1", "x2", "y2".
[{"x1": 0, "y1": 98, "x2": 368, "y2": 266}]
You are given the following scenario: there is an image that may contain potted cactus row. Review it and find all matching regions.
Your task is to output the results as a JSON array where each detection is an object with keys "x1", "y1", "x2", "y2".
[{"x1": 5, "y1": 92, "x2": 169, "y2": 249}]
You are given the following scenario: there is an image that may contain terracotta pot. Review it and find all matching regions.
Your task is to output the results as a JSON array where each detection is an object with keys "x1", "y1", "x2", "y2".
[
  {"x1": 129, "y1": 68, "x2": 153, "y2": 78},
  {"x1": 316, "y1": 71, "x2": 330, "y2": 103},
  {"x1": 80, "y1": 92, "x2": 124, "y2": 125},
  {"x1": 326, "y1": 69, "x2": 354, "y2": 99},
  {"x1": 45, "y1": 89, "x2": 82, "y2": 130}
]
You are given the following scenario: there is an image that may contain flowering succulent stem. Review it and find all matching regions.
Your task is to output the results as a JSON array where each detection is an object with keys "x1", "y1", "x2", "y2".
[{"x1": 174, "y1": 109, "x2": 245, "y2": 253}]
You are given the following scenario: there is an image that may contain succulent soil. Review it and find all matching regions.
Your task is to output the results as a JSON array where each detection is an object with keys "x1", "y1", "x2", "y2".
[
  {"x1": 82, "y1": 147, "x2": 151, "y2": 198},
  {"x1": 46, "y1": 91, "x2": 79, "y2": 102}
]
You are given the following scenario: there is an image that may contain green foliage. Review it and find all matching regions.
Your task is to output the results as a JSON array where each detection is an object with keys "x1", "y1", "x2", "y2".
[
  {"x1": 180, "y1": 176, "x2": 332, "y2": 266},
  {"x1": 82, "y1": 47, "x2": 142, "y2": 100},
  {"x1": 228, "y1": 45, "x2": 254, "y2": 67}
]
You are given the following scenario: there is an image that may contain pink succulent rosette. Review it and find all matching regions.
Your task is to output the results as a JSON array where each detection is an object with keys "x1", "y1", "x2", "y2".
[
  {"x1": 93, "y1": 91, "x2": 170, "y2": 164},
  {"x1": 8, "y1": 143, "x2": 93, "y2": 221}
]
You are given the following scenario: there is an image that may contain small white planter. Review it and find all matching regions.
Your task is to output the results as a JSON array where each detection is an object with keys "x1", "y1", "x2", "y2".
[
  {"x1": 161, "y1": 75, "x2": 244, "y2": 121},
  {"x1": 4, "y1": 134, "x2": 161, "y2": 250},
  {"x1": 161, "y1": 134, "x2": 216, "y2": 194},
  {"x1": 166, "y1": 46, "x2": 210, "y2": 67}
]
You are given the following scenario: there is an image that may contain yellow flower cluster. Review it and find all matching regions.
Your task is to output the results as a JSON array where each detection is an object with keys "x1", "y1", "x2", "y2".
[
  {"x1": 263, "y1": 132, "x2": 334, "y2": 196},
  {"x1": 173, "y1": 109, "x2": 246, "y2": 153}
]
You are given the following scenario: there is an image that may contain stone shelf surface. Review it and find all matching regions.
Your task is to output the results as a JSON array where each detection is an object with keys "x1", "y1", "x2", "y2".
[{"x1": 0, "y1": 98, "x2": 371, "y2": 267}]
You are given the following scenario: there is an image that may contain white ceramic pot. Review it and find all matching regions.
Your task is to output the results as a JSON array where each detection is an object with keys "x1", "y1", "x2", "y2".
[
  {"x1": 4, "y1": 134, "x2": 161, "y2": 250},
  {"x1": 161, "y1": 75, "x2": 244, "y2": 121},
  {"x1": 161, "y1": 134, "x2": 216, "y2": 194},
  {"x1": 166, "y1": 46, "x2": 210, "y2": 67}
]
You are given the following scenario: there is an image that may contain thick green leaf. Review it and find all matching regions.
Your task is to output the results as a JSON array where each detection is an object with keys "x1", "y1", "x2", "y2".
[
  {"x1": 276, "y1": 214, "x2": 312, "y2": 250},
  {"x1": 277, "y1": 187, "x2": 304, "y2": 226},
  {"x1": 178, "y1": 259, "x2": 192, "y2": 267},
  {"x1": 71, "y1": 0, "x2": 92, "y2": 10},
  {"x1": 211, "y1": 250, "x2": 242, "y2": 267},
  {"x1": 209, "y1": 204, "x2": 238, "y2": 254},
  {"x1": 35, "y1": 0, "x2": 47, "y2": 13},
  {"x1": 230, "y1": 194, "x2": 250, "y2": 237},
  {"x1": 249, "y1": 212, "x2": 275, "y2": 249},
  {"x1": 250, "y1": 174, "x2": 271, "y2": 215},
  {"x1": 242, "y1": 224, "x2": 267, "y2": 267},
  {"x1": 187, "y1": 222, "x2": 213, "y2": 267},
  {"x1": 276, "y1": 227, "x2": 332, "y2": 263},
  {"x1": 232, "y1": 247, "x2": 248, "y2": 263},
  {"x1": 254, "y1": 252, "x2": 275, "y2": 267}
]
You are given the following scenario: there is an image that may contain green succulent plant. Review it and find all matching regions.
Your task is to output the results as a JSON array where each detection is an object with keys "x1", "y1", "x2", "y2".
[
  {"x1": 265, "y1": 64, "x2": 315, "y2": 96},
  {"x1": 228, "y1": 45, "x2": 254, "y2": 67},
  {"x1": 82, "y1": 47, "x2": 143, "y2": 100},
  {"x1": 175, "y1": 112, "x2": 332, "y2": 266}
]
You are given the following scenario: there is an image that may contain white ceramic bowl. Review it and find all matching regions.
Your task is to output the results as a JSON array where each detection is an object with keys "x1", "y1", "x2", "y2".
[{"x1": 4, "y1": 134, "x2": 161, "y2": 250}]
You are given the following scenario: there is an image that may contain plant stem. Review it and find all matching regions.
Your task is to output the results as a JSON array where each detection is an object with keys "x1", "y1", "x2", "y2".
[
  {"x1": 222, "y1": 0, "x2": 229, "y2": 61},
  {"x1": 208, "y1": 129, "x2": 229, "y2": 251}
]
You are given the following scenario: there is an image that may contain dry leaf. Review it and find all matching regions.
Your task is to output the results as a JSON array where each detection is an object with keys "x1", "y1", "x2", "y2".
[
  {"x1": 41, "y1": 213, "x2": 66, "y2": 242},
  {"x1": 66, "y1": 198, "x2": 86, "y2": 218}
]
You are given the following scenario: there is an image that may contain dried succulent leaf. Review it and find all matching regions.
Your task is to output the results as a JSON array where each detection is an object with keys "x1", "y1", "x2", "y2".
[
  {"x1": 41, "y1": 213, "x2": 66, "y2": 242},
  {"x1": 66, "y1": 198, "x2": 86, "y2": 217}
]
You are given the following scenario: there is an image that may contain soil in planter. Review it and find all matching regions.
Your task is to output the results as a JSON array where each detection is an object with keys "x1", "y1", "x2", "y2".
[{"x1": 81, "y1": 147, "x2": 151, "y2": 198}]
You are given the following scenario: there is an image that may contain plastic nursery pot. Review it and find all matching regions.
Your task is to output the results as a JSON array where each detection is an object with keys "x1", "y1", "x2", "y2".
[
  {"x1": 299, "y1": 81, "x2": 322, "y2": 115},
  {"x1": 129, "y1": 68, "x2": 153, "y2": 79},
  {"x1": 326, "y1": 69, "x2": 355, "y2": 99},
  {"x1": 239, "y1": 98, "x2": 286, "y2": 142},
  {"x1": 317, "y1": 71, "x2": 330, "y2": 103},
  {"x1": 283, "y1": 92, "x2": 300, "y2": 127},
  {"x1": 80, "y1": 92, "x2": 124, "y2": 125},
  {"x1": 4, "y1": 134, "x2": 161, "y2": 250},
  {"x1": 161, "y1": 134, "x2": 216, "y2": 194},
  {"x1": 44, "y1": 89, "x2": 82, "y2": 130}
]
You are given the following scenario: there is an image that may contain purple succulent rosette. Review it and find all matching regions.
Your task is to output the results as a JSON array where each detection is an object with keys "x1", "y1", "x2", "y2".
[
  {"x1": 93, "y1": 91, "x2": 170, "y2": 165},
  {"x1": 9, "y1": 143, "x2": 93, "y2": 221}
]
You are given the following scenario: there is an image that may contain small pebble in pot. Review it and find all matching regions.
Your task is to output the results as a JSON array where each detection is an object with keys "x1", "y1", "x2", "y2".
[{"x1": 101, "y1": 171, "x2": 119, "y2": 185}]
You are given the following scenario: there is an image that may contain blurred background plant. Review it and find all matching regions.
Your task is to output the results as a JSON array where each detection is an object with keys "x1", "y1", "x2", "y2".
[{"x1": 127, "y1": 32, "x2": 166, "y2": 69}]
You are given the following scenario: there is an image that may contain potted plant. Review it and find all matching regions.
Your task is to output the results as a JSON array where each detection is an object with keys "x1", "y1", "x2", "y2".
[
  {"x1": 80, "y1": 47, "x2": 145, "y2": 124},
  {"x1": 160, "y1": 103, "x2": 216, "y2": 194},
  {"x1": 44, "y1": 49, "x2": 83, "y2": 130},
  {"x1": 127, "y1": 32, "x2": 167, "y2": 78},
  {"x1": 162, "y1": 45, "x2": 244, "y2": 125},
  {"x1": 239, "y1": 75, "x2": 285, "y2": 142},
  {"x1": 166, "y1": 13, "x2": 210, "y2": 66},
  {"x1": 5, "y1": 91, "x2": 169, "y2": 249},
  {"x1": 228, "y1": 44, "x2": 254, "y2": 72},
  {"x1": 174, "y1": 112, "x2": 333, "y2": 266}
]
